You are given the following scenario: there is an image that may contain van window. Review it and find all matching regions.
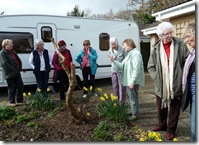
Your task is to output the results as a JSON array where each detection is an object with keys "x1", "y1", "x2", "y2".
[
  {"x1": 99, "y1": 33, "x2": 110, "y2": 51},
  {"x1": 41, "y1": 26, "x2": 52, "y2": 42},
  {"x1": 0, "y1": 32, "x2": 33, "y2": 53}
]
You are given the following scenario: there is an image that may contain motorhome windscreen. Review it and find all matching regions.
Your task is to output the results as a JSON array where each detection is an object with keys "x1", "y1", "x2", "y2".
[{"x1": 0, "y1": 32, "x2": 34, "y2": 53}]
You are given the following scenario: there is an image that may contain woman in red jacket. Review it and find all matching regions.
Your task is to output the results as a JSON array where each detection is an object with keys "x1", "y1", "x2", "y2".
[{"x1": 52, "y1": 40, "x2": 73, "y2": 100}]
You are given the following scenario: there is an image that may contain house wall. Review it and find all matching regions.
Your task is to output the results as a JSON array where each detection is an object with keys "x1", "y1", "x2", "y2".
[{"x1": 170, "y1": 12, "x2": 195, "y2": 38}]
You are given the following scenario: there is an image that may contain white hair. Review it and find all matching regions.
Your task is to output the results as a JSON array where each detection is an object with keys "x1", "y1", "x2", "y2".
[
  {"x1": 35, "y1": 39, "x2": 44, "y2": 47},
  {"x1": 110, "y1": 37, "x2": 118, "y2": 43},
  {"x1": 156, "y1": 22, "x2": 174, "y2": 36}
]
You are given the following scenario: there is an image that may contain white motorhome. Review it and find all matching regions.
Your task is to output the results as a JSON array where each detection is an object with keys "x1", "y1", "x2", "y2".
[{"x1": 0, "y1": 14, "x2": 140, "y2": 88}]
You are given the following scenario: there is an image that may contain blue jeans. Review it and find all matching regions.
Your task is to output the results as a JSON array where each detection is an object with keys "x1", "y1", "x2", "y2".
[
  {"x1": 127, "y1": 85, "x2": 139, "y2": 116},
  {"x1": 191, "y1": 98, "x2": 196, "y2": 141}
]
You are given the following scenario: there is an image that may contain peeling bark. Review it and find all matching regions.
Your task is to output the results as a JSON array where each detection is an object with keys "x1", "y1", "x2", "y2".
[{"x1": 50, "y1": 38, "x2": 86, "y2": 124}]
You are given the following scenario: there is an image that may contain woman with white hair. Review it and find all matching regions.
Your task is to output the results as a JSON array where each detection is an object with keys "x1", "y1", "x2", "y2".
[
  {"x1": 29, "y1": 39, "x2": 51, "y2": 92},
  {"x1": 108, "y1": 37, "x2": 126, "y2": 106},
  {"x1": 147, "y1": 22, "x2": 189, "y2": 140},
  {"x1": 0, "y1": 39, "x2": 24, "y2": 106}
]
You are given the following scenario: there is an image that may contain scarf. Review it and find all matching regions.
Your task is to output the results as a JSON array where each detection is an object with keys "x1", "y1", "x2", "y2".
[
  {"x1": 160, "y1": 40, "x2": 174, "y2": 108},
  {"x1": 182, "y1": 48, "x2": 195, "y2": 92},
  {"x1": 82, "y1": 47, "x2": 89, "y2": 69}
]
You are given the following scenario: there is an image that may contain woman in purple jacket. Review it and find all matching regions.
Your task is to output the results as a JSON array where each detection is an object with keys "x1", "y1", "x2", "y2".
[{"x1": 181, "y1": 23, "x2": 195, "y2": 141}]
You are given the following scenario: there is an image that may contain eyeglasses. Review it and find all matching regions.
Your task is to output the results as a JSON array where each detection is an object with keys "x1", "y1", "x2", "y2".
[
  {"x1": 83, "y1": 44, "x2": 89, "y2": 46},
  {"x1": 162, "y1": 31, "x2": 173, "y2": 37}
]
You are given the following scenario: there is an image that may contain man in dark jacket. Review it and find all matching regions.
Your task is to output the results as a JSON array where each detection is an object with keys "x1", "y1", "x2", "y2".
[{"x1": 0, "y1": 39, "x2": 24, "y2": 106}]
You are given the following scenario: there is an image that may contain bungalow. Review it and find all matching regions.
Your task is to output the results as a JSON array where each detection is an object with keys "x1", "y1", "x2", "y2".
[{"x1": 141, "y1": 0, "x2": 195, "y2": 50}]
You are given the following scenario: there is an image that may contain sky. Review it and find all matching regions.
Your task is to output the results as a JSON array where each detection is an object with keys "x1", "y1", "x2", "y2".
[{"x1": 0, "y1": 0, "x2": 132, "y2": 16}]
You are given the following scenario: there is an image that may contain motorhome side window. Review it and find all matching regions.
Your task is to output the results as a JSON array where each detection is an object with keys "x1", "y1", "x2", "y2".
[
  {"x1": 0, "y1": 32, "x2": 33, "y2": 53},
  {"x1": 99, "y1": 33, "x2": 110, "y2": 51},
  {"x1": 41, "y1": 26, "x2": 52, "y2": 42}
]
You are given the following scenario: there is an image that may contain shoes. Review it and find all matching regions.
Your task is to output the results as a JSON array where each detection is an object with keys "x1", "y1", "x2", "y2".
[
  {"x1": 127, "y1": 112, "x2": 132, "y2": 116},
  {"x1": 152, "y1": 126, "x2": 167, "y2": 131},
  {"x1": 166, "y1": 133, "x2": 174, "y2": 140},
  {"x1": 9, "y1": 103, "x2": 17, "y2": 107},
  {"x1": 128, "y1": 115, "x2": 138, "y2": 121},
  {"x1": 83, "y1": 94, "x2": 87, "y2": 98},
  {"x1": 17, "y1": 100, "x2": 26, "y2": 105}
]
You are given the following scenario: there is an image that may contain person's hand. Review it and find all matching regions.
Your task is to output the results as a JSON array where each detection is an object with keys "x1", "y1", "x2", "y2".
[
  {"x1": 87, "y1": 47, "x2": 90, "y2": 54},
  {"x1": 129, "y1": 83, "x2": 134, "y2": 90},
  {"x1": 108, "y1": 55, "x2": 114, "y2": 62}
]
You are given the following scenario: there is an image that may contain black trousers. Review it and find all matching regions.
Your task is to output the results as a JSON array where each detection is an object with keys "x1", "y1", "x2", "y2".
[
  {"x1": 6, "y1": 75, "x2": 24, "y2": 103},
  {"x1": 34, "y1": 71, "x2": 49, "y2": 92},
  {"x1": 82, "y1": 67, "x2": 95, "y2": 94},
  {"x1": 58, "y1": 70, "x2": 69, "y2": 100},
  {"x1": 155, "y1": 94, "x2": 181, "y2": 134}
]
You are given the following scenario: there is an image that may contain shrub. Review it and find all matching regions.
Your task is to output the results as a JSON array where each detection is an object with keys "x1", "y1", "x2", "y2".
[{"x1": 0, "y1": 106, "x2": 17, "y2": 120}]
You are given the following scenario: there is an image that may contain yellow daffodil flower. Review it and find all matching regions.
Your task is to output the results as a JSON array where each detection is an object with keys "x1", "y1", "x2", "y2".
[
  {"x1": 83, "y1": 87, "x2": 88, "y2": 91},
  {"x1": 47, "y1": 88, "x2": 51, "y2": 92},
  {"x1": 23, "y1": 93, "x2": 26, "y2": 97},
  {"x1": 173, "y1": 138, "x2": 178, "y2": 141},
  {"x1": 100, "y1": 97, "x2": 105, "y2": 101},
  {"x1": 90, "y1": 86, "x2": 93, "y2": 90},
  {"x1": 97, "y1": 88, "x2": 102, "y2": 92},
  {"x1": 37, "y1": 88, "x2": 41, "y2": 92},
  {"x1": 28, "y1": 92, "x2": 31, "y2": 96},
  {"x1": 86, "y1": 112, "x2": 90, "y2": 116}
]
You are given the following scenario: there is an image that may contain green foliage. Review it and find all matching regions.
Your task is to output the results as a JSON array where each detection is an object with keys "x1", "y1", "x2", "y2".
[
  {"x1": 67, "y1": 5, "x2": 85, "y2": 17},
  {"x1": 92, "y1": 121, "x2": 113, "y2": 141},
  {"x1": 3, "y1": 119, "x2": 15, "y2": 128},
  {"x1": 16, "y1": 111, "x2": 39, "y2": 124},
  {"x1": 133, "y1": 12, "x2": 155, "y2": 24},
  {"x1": 26, "y1": 88, "x2": 57, "y2": 111},
  {"x1": 16, "y1": 114, "x2": 31, "y2": 124},
  {"x1": 0, "y1": 106, "x2": 17, "y2": 120},
  {"x1": 26, "y1": 121, "x2": 42, "y2": 129},
  {"x1": 114, "y1": 133, "x2": 126, "y2": 141},
  {"x1": 96, "y1": 93, "x2": 128, "y2": 124}
]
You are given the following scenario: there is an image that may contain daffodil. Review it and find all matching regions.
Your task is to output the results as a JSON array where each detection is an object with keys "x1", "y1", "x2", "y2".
[
  {"x1": 47, "y1": 88, "x2": 51, "y2": 92},
  {"x1": 28, "y1": 92, "x2": 31, "y2": 96},
  {"x1": 90, "y1": 86, "x2": 93, "y2": 90},
  {"x1": 37, "y1": 88, "x2": 41, "y2": 92},
  {"x1": 104, "y1": 93, "x2": 108, "y2": 97},
  {"x1": 86, "y1": 112, "x2": 90, "y2": 116},
  {"x1": 173, "y1": 138, "x2": 178, "y2": 141},
  {"x1": 114, "y1": 103, "x2": 116, "y2": 107},
  {"x1": 23, "y1": 93, "x2": 26, "y2": 97},
  {"x1": 100, "y1": 97, "x2": 105, "y2": 101},
  {"x1": 83, "y1": 87, "x2": 88, "y2": 91},
  {"x1": 139, "y1": 137, "x2": 146, "y2": 141},
  {"x1": 97, "y1": 88, "x2": 102, "y2": 92}
]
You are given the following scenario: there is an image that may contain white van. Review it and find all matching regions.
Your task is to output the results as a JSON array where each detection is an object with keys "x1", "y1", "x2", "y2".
[{"x1": 0, "y1": 14, "x2": 140, "y2": 88}]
